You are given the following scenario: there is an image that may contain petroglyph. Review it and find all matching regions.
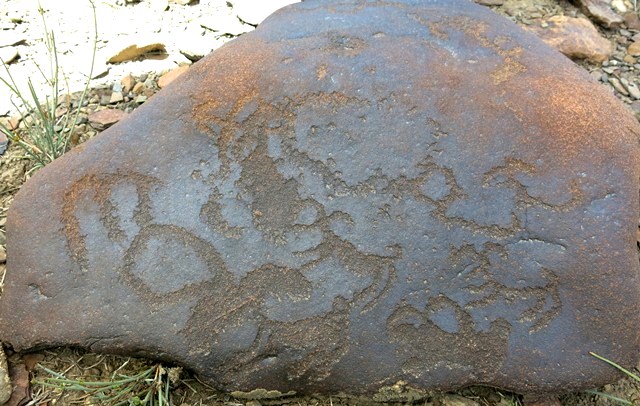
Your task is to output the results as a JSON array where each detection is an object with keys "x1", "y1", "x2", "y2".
[
  {"x1": 58, "y1": 89, "x2": 572, "y2": 379},
  {"x1": 1, "y1": 0, "x2": 639, "y2": 397}
]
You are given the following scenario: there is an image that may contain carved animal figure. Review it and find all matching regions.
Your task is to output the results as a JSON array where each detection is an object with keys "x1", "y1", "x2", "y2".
[{"x1": 1, "y1": 0, "x2": 639, "y2": 398}]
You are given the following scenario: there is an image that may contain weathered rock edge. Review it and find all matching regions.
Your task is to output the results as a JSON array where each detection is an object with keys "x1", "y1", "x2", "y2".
[{"x1": 1, "y1": 0, "x2": 639, "y2": 397}]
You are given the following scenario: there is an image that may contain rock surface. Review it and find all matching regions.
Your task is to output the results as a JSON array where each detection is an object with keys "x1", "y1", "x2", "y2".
[
  {"x1": 157, "y1": 65, "x2": 190, "y2": 88},
  {"x1": 574, "y1": 0, "x2": 625, "y2": 27},
  {"x1": 107, "y1": 40, "x2": 166, "y2": 64},
  {"x1": 87, "y1": 108, "x2": 128, "y2": 130},
  {"x1": 1, "y1": 0, "x2": 639, "y2": 397},
  {"x1": 524, "y1": 16, "x2": 613, "y2": 63}
]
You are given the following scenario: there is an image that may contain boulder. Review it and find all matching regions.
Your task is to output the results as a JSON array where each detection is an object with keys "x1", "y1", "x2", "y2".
[
  {"x1": 573, "y1": 0, "x2": 624, "y2": 28},
  {"x1": 524, "y1": 16, "x2": 613, "y2": 64},
  {"x1": 1, "y1": 0, "x2": 639, "y2": 398}
]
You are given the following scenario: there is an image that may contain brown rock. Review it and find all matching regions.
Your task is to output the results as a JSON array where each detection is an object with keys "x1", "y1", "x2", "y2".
[
  {"x1": 21, "y1": 353, "x2": 44, "y2": 371},
  {"x1": 107, "y1": 41, "x2": 166, "y2": 64},
  {"x1": 623, "y1": 11, "x2": 640, "y2": 30},
  {"x1": 158, "y1": 65, "x2": 190, "y2": 88},
  {"x1": 4, "y1": 361, "x2": 28, "y2": 406},
  {"x1": 142, "y1": 88, "x2": 156, "y2": 98},
  {"x1": 110, "y1": 91, "x2": 124, "y2": 104},
  {"x1": 628, "y1": 40, "x2": 640, "y2": 55},
  {"x1": 88, "y1": 108, "x2": 127, "y2": 129},
  {"x1": 574, "y1": 0, "x2": 624, "y2": 27},
  {"x1": 132, "y1": 82, "x2": 145, "y2": 94},
  {"x1": 0, "y1": 116, "x2": 20, "y2": 131},
  {"x1": 121, "y1": 74, "x2": 136, "y2": 94},
  {"x1": 0, "y1": 0, "x2": 639, "y2": 398},
  {"x1": 525, "y1": 16, "x2": 613, "y2": 63}
]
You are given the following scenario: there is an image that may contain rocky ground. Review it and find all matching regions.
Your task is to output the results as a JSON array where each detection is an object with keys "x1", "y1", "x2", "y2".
[{"x1": 0, "y1": 0, "x2": 639, "y2": 405}]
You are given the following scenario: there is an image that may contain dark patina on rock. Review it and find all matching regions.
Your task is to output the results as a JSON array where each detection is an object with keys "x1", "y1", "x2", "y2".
[{"x1": 1, "y1": 0, "x2": 639, "y2": 397}]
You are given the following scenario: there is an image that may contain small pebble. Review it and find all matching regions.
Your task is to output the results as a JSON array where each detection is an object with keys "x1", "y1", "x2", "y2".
[
  {"x1": 626, "y1": 82, "x2": 640, "y2": 99},
  {"x1": 144, "y1": 78, "x2": 156, "y2": 89},
  {"x1": 88, "y1": 108, "x2": 128, "y2": 130},
  {"x1": 121, "y1": 74, "x2": 136, "y2": 94},
  {"x1": 609, "y1": 77, "x2": 630, "y2": 95},
  {"x1": 110, "y1": 91, "x2": 124, "y2": 104},
  {"x1": 132, "y1": 82, "x2": 145, "y2": 94},
  {"x1": 158, "y1": 65, "x2": 190, "y2": 88}
]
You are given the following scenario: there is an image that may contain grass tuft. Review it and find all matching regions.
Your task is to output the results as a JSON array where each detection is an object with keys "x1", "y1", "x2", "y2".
[
  {"x1": 0, "y1": 0, "x2": 97, "y2": 175},
  {"x1": 34, "y1": 359, "x2": 173, "y2": 406},
  {"x1": 587, "y1": 352, "x2": 640, "y2": 405}
]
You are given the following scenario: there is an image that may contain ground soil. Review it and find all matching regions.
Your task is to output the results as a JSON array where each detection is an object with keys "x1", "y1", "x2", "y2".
[{"x1": 0, "y1": 0, "x2": 639, "y2": 405}]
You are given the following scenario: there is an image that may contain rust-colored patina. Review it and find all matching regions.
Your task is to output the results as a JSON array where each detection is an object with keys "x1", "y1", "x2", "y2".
[{"x1": 1, "y1": 0, "x2": 639, "y2": 397}]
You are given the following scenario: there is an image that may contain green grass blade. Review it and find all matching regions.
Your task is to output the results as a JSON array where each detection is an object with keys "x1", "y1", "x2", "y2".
[
  {"x1": 590, "y1": 352, "x2": 640, "y2": 382},
  {"x1": 585, "y1": 389, "x2": 633, "y2": 405}
]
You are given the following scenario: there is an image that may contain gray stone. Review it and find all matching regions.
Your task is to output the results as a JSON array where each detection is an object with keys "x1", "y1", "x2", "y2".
[
  {"x1": 0, "y1": 131, "x2": 7, "y2": 156},
  {"x1": 0, "y1": 0, "x2": 639, "y2": 398},
  {"x1": 0, "y1": 346, "x2": 10, "y2": 404}
]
